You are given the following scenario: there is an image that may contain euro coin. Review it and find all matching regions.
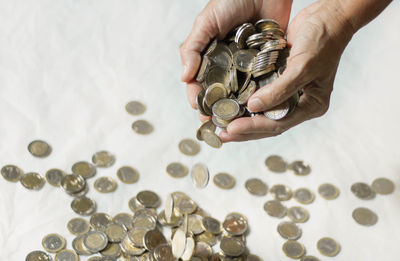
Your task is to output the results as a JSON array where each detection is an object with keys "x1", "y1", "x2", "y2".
[
  {"x1": 264, "y1": 100, "x2": 290, "y2": 120},
  {"x1": 94, "y1": 176, "x2": 117, "y2": 193},
  {"x1": 191, "y1": 163, "x2": 210, "y2": 188},
  {"x1": 42, "y1": 233, "x2": 66, "y2": 253},
  {"x1": 26, "y1": 250, "x2": 53, "y2": 261},
  {"x1": 371, "y1": 177, "x2": 395, "y2": 195},
  {"x1": 265, "y1": 155, "x2": 287, "y2": 173},
  {"x1": 61, "y1": 174, "x2": 86, "y2": 193},
  {"x1": 196, "y1": 120, "x2": 216, "y2": 141},
  {"x1": 67, "y1": 217, "x2": 91, "y2": 236},
  {"x1": 202, "y1": 216, "x2": 222, "y2": 235},
  {"x1": 178, "y1": 139, "x2": 200, "y2": 156},
  {"x1": 213, "y1": 172, "x2": 235, "y2": 189},
  {"x1": 263, "y1": 200, "x2": 287, "y2": 218},
  {"x1": 282, "y1": 240, "x2": 305, "y2": 259},
  {"x1": 166, "y1": 162, "x2": 189, "y2": 178},
  {"x1": 45, "y1": 168, "x2": 65, "y2": 187},
  {"x1": 20, "y1": 172, "x2": 45, "y2": 190},
  {"x1": 220, "y1": 237, "x2": 245, "y2": 257},
  {"x1": 318, "y1": 183, "x2": 340, "y2": 200},
  {"x1": 201, "y1": 129, "x2": 222, "y2": 149},
  {"x1": 143, "y1": 229, "x2": 167, "y2": 251},
  {"x1": 83, "y1": 231, "x2": 108, "y2": 252},
  {"x1": 71, "y1": 196, "x2": 97, "y2": 216},
  {"x1": 28, "y1": 140, "x2": 52, "y2": 158},
  {"x1": 270, "y1": 184, "x2": 292, "y2": 201},
  {"x1": 277, "y1": 221, "x2": 302, "y2": 240},
  {"x1": 351, "y1": 182, "x2": 375, "y2": 200},
  {"x1": 288, "y1": 160, "x2": 311, "y2": 176},
  {"x1": 92, "y1": 150, "x2": 115, "y2": 168},
  {"x1": 131, "y1": 119, "x2": 153, "y2": 134},
  {"x1": 117, "y1": 166, "x2": 139, "y2": 184},
  {"x1": 90, "y1": 212, "x2": 112, "y2": 231},
  {"x1": 287, "y1": 206, "x2": 309, "y2": 223},
  {"x1": 136, "y1": 190, "x2": 160, "y2": 208},
  {"x1": 245, "y1": 178, "x2": 268, "y2": 196},
  {"x1": 125, "y1": 101, "x2": 146, "y2": 116},
  {"x1": 212, "y1": 98, "x2": 240, "y2": 121},
  {"x1": 1, "y1": 164, "x2": 23, "y2": 182},
  {"x1": 294, "y1": 188, "x2": 315, "y2": 204},
  {"x1": 301, "y1": 256, "x2": 320, "y2": 261},
  {"x1": 55, "y1": 249, "x2": 79, "y2": 261},
  {"x1": 71, "y1": 161, "x2": 96, "y2": 179},
  {"x1": 317, "y1": 237, "x2": 341, "y2": 257},
  {"x1": 352, "y1": 207, "x2": 378, "y2": 226}
]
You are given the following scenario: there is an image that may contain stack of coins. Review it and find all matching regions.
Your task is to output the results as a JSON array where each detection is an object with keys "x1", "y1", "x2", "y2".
[{"x1": 195, "y1": 19, "x2": 301, "y2": 147}]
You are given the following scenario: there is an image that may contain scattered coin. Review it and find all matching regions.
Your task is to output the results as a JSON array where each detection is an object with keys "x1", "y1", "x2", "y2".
[
  {"x1": 90, "y1": 212, "x2": 113, "y2": 231},
  {"x1": 42, "y1": 233, "x2": 66, "y2": 253},
  {"x1": 131, "y1": 120, "x2": 153, "y2": 135},
  {"x1": 83, "y1": 231, "x2": 108, "y2": 252},
  {"x1": 270, "y1": 184, "x2": 292, "y2": 201},
  {"x1": 213, "y1": 172, "x2": 236, "y2": 189},
  {"x1": 125, "y1": 101, "x2": 146, "y2": 115},
  {"x1": 71, "y1": 161, "x2": 97, "y2": 179},
  {"x1": 143, "y1": 229, "x2": 167, "y2": 251},
  {"x1": 317, "y1": 237, "x2": 341, "y2": 257},
  {"x1": 20, "y1": 172, "x2": 46, "y2": 190},
  {"x1": 172, "y1": 228, "x2": 187, "y2": 258},
  {"x1": 220, "y1": 237, "x2": 245, "y2": 257},
  {"x1": 196, "y1": 120, "x2": 216, "y2": 141},
  {"x1": 94, "y1": 176, "x2": 118, "y2": 193},
  {"x1": 61, "y1": 174, "x2": 86, "y2": 194},
  {"x1": 181, "y1": 236, "x2": 196, "y2": 260},
  {"x1": 201, "y1": 129, "x2": 222, "y2": 149},
  {"x1": 116, "y1": 166, "x2": 140, "y2": 184},
  {"x1": 67, "y1": 218, "x2": 91, "y2": 236},
  {"x1": 263, "y1": 200, "x2": 287, "y2": 218},
  {"x1": 100, "y1": 243, "x2": 121, "y2": 257},
  {"x1": 71, "y1": 196, "x2": 97, "y2": 216},
  {"x1": 191, "y1": 163, "x2": 210, "y2": 188},
  {"x1": 352, "y1": 207, "x2": 378, "y2": 226},
  {"x1": 45, "y1": 168, "x2": 65, "y2": 187},
  {"x1": 92, "y1": 151, "x2": 115, "y2": 168},
  {"x1": 223, "y1": 213, "x2": 248, "y2": 236},
  {"x1": 136, "y1": 190, "x2": 161, "y2": 208},
  {"x1": 55, "y1": 249, "x2": 79, "y2": 261},
  {"x1": 318, "y1": 183, "x2": 340, "y2": 200},
  {"x1": 288, "y1": 161, "x2": 311, "y2": 176},
  {"x1": 178, "y1": 139, "x2": 200, "y2": 156},
  {"x1": 245, "y1": 178, "x2": 268, "y2": 196},
  {"x1": 294, "y1": 188, "x2": 315, "y2": 204},
  {"x1": 113, "y1": 213, "x2": 133, "y2": 230},
  {"x1": 166, "y1": 162, "x2": 189, "y2": 178},
  {"x1": 277, "y1": 221, "x2": 302, "y2": 240},
  {"x1": 282, "y1": 240, "x2": 306, "y2": 259},
  {"x1": 154, "y1": 244, "x2": 174, "y2": 260},
  {"x1": 301, "y1": 256, "x2": 320, "y2": 261},
  {"x1": 1, "y1": 164, "x2": 23, "y2": 182},
  {"x1": 265, "y1": 155, "x2": 287, "y2": 173},
  {"x1": 26, "y1": 250, "x2": 53, "y2": 261},
  {"x1": 72, "y1": 235, "x2": 92, "y2": 256},
  {"x1": 176, "y1": 198, "x2": 198, "y2": 215},
  {"x1": 351, "y1": 182, "x2": 375, "y2": 200},
  {"x1": 371, "y1": 177, "x2": 395, "y2": 195},
  {"x1": 202, "y1": 216, "x2": 222, "y2": 235},
  {"x1": 28, "y1": 140, "x2": 52, "y2": 158},
  {"x1": 287, "y1": 206, "x2": 310, "y2": 223}
]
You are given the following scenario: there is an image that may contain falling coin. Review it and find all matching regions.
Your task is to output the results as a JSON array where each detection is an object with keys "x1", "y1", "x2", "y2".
[
  {"x1": 270, "y1": 184, "x2": 292, "y2": 201},
  {"x1": 20, "y1": 172, "x2": 46, "y2": 190},
  {"x1": 116, "y1": 166, "x2": 140, "y2": 184},
  {"x1": 67, "y1": 218, "x2": 91, "y2": 236},
  {"x1": 71, "y1": 196, "x2": 97, "y2": 216},
  {"x1": 351, "y1": 182, "x2": 375, "y2": 200},
  {"x1": 277, "y1": 221, "x2": 302, "y2": 240},
  {"x1": 352, "y1": 207, "x2": 378, "y2": 226},
  {"x1": 179, "y1": 139, "x2": 201, "y2": 156},
  {"x1": 1, "y1": 164, "x2": 23, "y2": 182},
  {"x1": 318, "y1": 183, "x2": 340, "y2": 200},
  {"x1": 213, "y1": 172, "x2": 236, "y2": 189},
  {"x1": 26, "y1": 250, "x2": 53, "y2": 261},
  {"x1": 263, "y1": 200, "x2": 287, "y2": 218},
  {"x1": 125, "y1": 101, "x2": 146, "y2": 116},
  {"x1": 265, "y1": 155, "x2": 287, "y2": 173},
  {"x1": 371, "y1": 177, "x2": 395, "y2": 195},
  {"x1": 172, "y1": 228, "x2": 187, "y2": 258},
  {"x1": 282, "y1": 240, "x2": 306, "y2": 259},
  {"x1": 201, "y1": 129, "x2": 222, "y2": 149},
  {"x1": 294, "y1": 188, "x2": 315, "y2": 204},
  {"x1": 113, "y1": 213, "x2": 133, "y2": 230},
  {"x1": 71, "y1": 161, "x2": 97, "y2": 179},
  {"x1": 94, "y1": 176, "x2": 118, "y2": 193},
  {"x1": 92, "y1": 151, "x2": 116, "y2": 168},
  {"x1": 42, "y1": 233, "x2": 66, "y2": 253},
  {"x1": 317, "y1": 237, "x2": 341, "y2": 257},
  {"x1": 287, "y1": 206, "x2": 310, "y2": 223},
  {"x1": 196, "y1": 120, "x2": 216, "y2": 141},
  {"x1": 191, "y1": 163, "x2": 210, "y2": 188},
  {"x1": 166, "y1": 162, "x2": 189, "y2": 178},
  {"x1": 245, "y1": 178, "x2": 268, "y2": 196},
  {"x1": 27, "y1": 140, "x2": 52, "y2": 158},
  {"x1": 45, "y1": 168, "x2": 65, "y2": 187},
  {"x1": 131, "y1": 119, "x2": 153, "y2": 135}
]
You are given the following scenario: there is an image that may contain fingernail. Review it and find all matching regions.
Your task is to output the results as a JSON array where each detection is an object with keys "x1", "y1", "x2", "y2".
[{"x1": 248, "y1": 97, "x2": 265, "y2": 112}]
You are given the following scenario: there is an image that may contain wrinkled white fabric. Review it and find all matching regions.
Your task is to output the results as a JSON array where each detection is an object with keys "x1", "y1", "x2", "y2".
[{"x1": 0, "y1": 0, "x2": 399, "y2": 260}]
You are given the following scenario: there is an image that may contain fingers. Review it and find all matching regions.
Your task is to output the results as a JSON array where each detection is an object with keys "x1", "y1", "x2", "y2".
[
  {"x1": 186, "y1": 82, "x2": 203, "y2": 109},
  {"x1": 220, "y1": 130, "x2": 276, "y2": 142}
]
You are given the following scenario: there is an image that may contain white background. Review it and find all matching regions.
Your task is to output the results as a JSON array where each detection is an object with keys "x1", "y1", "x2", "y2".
[{"x1": 0, "y1": 0, "x2": 399, "y2": 260}]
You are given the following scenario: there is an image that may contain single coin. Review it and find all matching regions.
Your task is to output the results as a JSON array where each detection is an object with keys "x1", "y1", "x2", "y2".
[
  {"x1": 212, "y1": 98, "x2": 240, "y2": 121},
  {"x1": 201, "y1": 129, "x2": 222, "y2": 149},
  {"x1": 352, "y1": 207, "x2": 378, "y2": 226},
  {"x1": 205, "y1": 83, "x2": 228, "y2": 107},
  {"x1": 301, "y1": 256, "x2": 320, "y2": 261},
  {"x1": 61, "y1": 174, "x2": 86, "y2": 193},
  {"x1": 372, "y1": 177, "x2": 395, "y2": 195},
  {"x1": 277, "y1": 222, "x2": 302, "y2": 240},
  {"x1": 125, "y1": 101, "x2": 146, "y2": 115},
  {"x1": 196, "y1": 120, "x2": 216, "y2": 141},
  {"x1": 317, "y1": 237, "x2": 341, "y2": 257},
  {"x1": 45, "y1": 168, "x2": 65, "y2": 187},
  {"x1": 90, "y1": 212, "x2": 113, "y2": 231},
  {"x1": 72, "y1": 235, "x2": 92, "y2": 256},
  {"x1": 245, "y1": 178, "x2": 268, "y2": 196},
  {"x1": 136, "y1": 190, "x2": 160, "y2": 208},
  {"x1": 318, "y1": 183, "x2": 340, "y2": 200},
  {"x1": 191, "y1": 163, "x2": 210, "y2": 188},
  {"x1": 28, "y1": 140, "x2": 52, "y2": 158},
  {"x1": 143, "y1": 229, "x2": 167, "y2": 251},
  {"x1": 181, "y1": 236, "x2": 196, "y2": 261},
  {"x1": 117, "y1": 166, "x2": 139, "y2": 184},
  {"x1": 71, "y1": 161, "x2": 97, "y2": 179},
  {"x1": 113, "y1": 213, "x2": 133, "y2": 230},
  {"x1": 26, "y1": 250, "x2": 53, "y2": 261},
  {"x1": 71, "y1": 196, "x2": 97, "y2": 216},
  {"x1": 55, "y1": 249, "x2": 79, "y2": 261},
  {"x1": 288, "y1": 161, "x2": 311, "y2": 176},
  {"x1": 220, "y1": 237, "x2": 245, "y2": 257},
  {"x1": 287, "y1": 206, "x2": 310, "y2": 223},
  {"x1": 172, "y1": 228, "x2": 187, "y2": 258},
  {"x1": 20, "y1": 172, "x2": 45, "y2": 190},
  {"x1": 166, "y1": 162, "x2": 189, "y2": 178},
  {"x1": 282, "y1": 240, "x2": 306, "y2": 259},
  {"x1": 213, "y1": 172, "x2": 235, "y2": 189},
  {"x1": 188, "y1": 215, "x2": 205, "y2": 235},
  {"x1": 100, "y1": 243, "x2": 121, "y2": 257},
  {"x1": 178, "y1": 139, "x2": 201, "y2": 156},
  {"x1": 132, "y1": 120, "x2": 153, "y2": 135},
  {"x1": 223, "y1": 213, "x2": 248, "y2": 236},
  {"x1": 1, "y1": 164, "x2": 23, "y2": 182},
  {"x1": 205, "y1": 66, "x2": 229, "y2": 88},
  {"x1": 233, "y1": 49, "x2": 255, "y2": 72},
  {"x1": 294, "y1": 188, "x2": 315, "y2": 204},
  {"x1": 92, "y1": 151, "x2": 116, "y2": 168},
  {"x1": 94, "y1": 176, "x2": 117, "y2": 193},
  {"x1": 83, "y1": 231, "x2": 108, "y2": 252},
  {"x1": 351, "y1": 182, "x2": 375, "y2": 200},
  {"x1": 120, "y1": 234, "x2": 146, "y2": 256},
  {"x1": 270, "y1": 184, "x2": 292, "y2": 201},
  {"x1": 67, "y1": 217, "x2": 91, "y2": 236},
  {"x1": 202, "y1": 216, "x2": 222, "y2": 234},
  {"x1": 265, "y1": 155, "x2": 287, "y2": 173},
  {"x1": 263, "y1": 200, "x2": 287, "y2": 218},
  {"x1": 154, "y1": 243, "x2": 175, "y2": 261},
  {"x1": 176, "y1": 198, "x2": 198, "y2": 215},
  {"x1": 42, "y1": 233, "x2": 66, "y2": 253}
]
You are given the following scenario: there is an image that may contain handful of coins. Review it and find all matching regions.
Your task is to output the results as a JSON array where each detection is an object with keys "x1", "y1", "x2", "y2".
[{"x1": 195, "y1": 19, "x2": 300, "y2": 147}]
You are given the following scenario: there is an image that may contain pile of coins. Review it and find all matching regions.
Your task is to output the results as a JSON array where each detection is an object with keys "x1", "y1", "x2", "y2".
[{"x1": 195, "y1": 19, "x2": 301, "y2": 148}]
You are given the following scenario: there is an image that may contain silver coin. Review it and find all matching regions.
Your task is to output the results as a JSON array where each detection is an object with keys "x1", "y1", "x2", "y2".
[
  {"x1": 42, "y1": 233, "x2": 66, "y2": 253},
  {"x1": 166, "y1": 162, "x2": 189, "y2": 178},
  {"x1": 92, "y1": 150, "x2": 116, "y2": 168},
  {"x1": 67, "y1": 217, "x2": 91, "y2": 236},
  {"x1": 371, "y1": 177, "x2": 395, "y2": 195},
  {"x1": 294, "y1": 188, "x2": 315, "y2": 204},
  {"x1": 263, "y1": 200, "x2": 287, "y2": 218},
  {"x1": 212, "y1": 98, "x2": 240, "y2": 121},
  {"x1": 1, "y1": 164, "x2": 23, "y2": 182},
  {"x1": 117, "y1": 166, "x2": 139, "y2": 184},
  {"x1": 264, "y1": 101, "x2": 290, "y2": 120},
  {"x1": 317, "y1": 237, "x2": 341, "y2": 257},
  {"x1": 45, "y1": 168, "x2": 65, "y2": 187},
  {"x1": 318, "y1": 183, "x2": 340, "y2": 200},
  {"x1": 179, "y1": 139, "x2": 200, "y2": 156},
  {"x1": 131, "y1": 120, "x2": 153, "y2": 135},
  {"x1": 352, "y1": 207, "x2": 378, "y2": 226},
  {"x1": 125, "y1": 101, "x2": 146, "y2": 115},
  {"x1": 287, "y1": 206, "x2": 309, "y2": 223},
  {"x1": 277, "y1": 221, "x2": 302, "y2": 240},
  {"x1": 270, "y1": 184, "x2": 292, "y2": 201},
  {"x1": 351, "y1": 182, "x2": 375, "y2": 200}
]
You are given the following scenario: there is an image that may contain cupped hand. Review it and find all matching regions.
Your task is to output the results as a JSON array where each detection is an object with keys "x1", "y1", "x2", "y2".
[{"x1": 221, "y1": 0, "x2": 356, "y2": 142}]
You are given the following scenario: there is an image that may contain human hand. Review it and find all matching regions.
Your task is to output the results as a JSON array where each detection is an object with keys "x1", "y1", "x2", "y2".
[
  {"x1": 180, "y1": 0, "x2": 293, "y2": 121},
  {"x1": 220, "y1": 0, "x2": 356, "y2": 142}
]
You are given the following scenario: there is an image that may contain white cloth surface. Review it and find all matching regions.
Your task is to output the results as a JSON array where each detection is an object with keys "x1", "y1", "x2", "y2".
[{"x1": 0, "y1": 0, "x2": 400, "y2": 260}]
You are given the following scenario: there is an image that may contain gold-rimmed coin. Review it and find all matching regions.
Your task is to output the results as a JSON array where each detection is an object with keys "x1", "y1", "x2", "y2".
[
  {"x1": 176, "y1": 198, "x2": 198, "y2": 215},
  {"x1": 352, "y1": 207, "x2": 378, "y2": 226},
  {"x1": 28, "y1": 140, "x2": 52, "y2": 158},
  {"x1": 351, "y1": 182, "x2": 376, "y2": 200},
  {"x1": 61, "y1": 174, "x2": 86, "y2": 193},
  {"x1": 270, "y1": 184, "x2": 292, "y2": 201},
  {"x1": 113, "y1": 213, "x2": 133, "y2": 230},
  {"x1": 233, "y1": 49, "x2": 256, "y2": 72},
  {"x1": 201, "y1": 129, "x2": 222, "y2": 149},
  {"x1": 67, "y1": 217, "x2": 91, "y2": 236},
  {"x1": 287, "y1": 206, "x2": 309, "y2": 223},
  {"x1": 318, "y1": 183, "x2": 340, "y2": 200},
  {"x1": 100, "y1": 243, "x2": 121, "y2": 258},
  {"x1": 143, "y1": 229, "x2": 167, "y2": 251},
  {"x1": 245, "y1": 178, "x2": 268, "y2": 196},
  {"x1": 131, "y1": 119, "x2": 153, "y2": 135},
  {"x1": 45, "y1": 168, "x2": 65, "y2": 187},
  {"x1": 223, "y1": 213, "x2": 248, "y2": 236},
  {"x1": 235, "y1": 23, "x2": 257, "y2": 49},
  {"x1": 205, "y1": 66, "x2": 229, "y2": 88},
  {"x1": 136, "y1": 190, "x2": 160, "y2": 208},
  {"x1": 212, "y1": 98, "x2": 240, "y2": 121},
  {"x1": 166, "y1": 162, "x2": 189, "y2": 178},
  {"x1": 372, "y1": 177, "x2": 395, "y2": 195},
  {"x1": 72, "y1": 235, "x2": 92, "y2": 256},
  {"x1": 83, "y1": 231, "x2": 108, "y2": 252},
  {"x1": 26, "y1": 251, "x2": 52, "y2": 261},
  {"x1": 220, "y1": 237, "x2": 245, "y2": 257},
  {"x1": 288, "y1": 161, "x2": 311, "y2": 176},
  {"x1": 125, "y1": 101, "x2": 146, "y2": 116},
  {"x1": 213, "y1": 172, "x2": 235, "y2": 189},
  {"x1": 317, "y1": 237, "x2": 341, "y2": 257},
  {"x1": 196, "y1": 120, "x2": 216, "y2": 141},
  {"x1": 94, "y1": 176, "x2": 117, "y2": 193},
  {"x1": 196, "y1": 56, "x2": 211, "y2": 82},
  {"x1": 71, "y1": 161, "x2": 97, "y2": 179},
  {"x1": 191, "y1": 163, "x2": 210, "y2": 188},
  {"x1": 71, "y1": 196, "x2": 97, "y2": 216},
  {"x1": 277, "y1": 221, "x2": 302, "y2": 240},
  {"x1": 154, "y1": 244, "x2": 174, "y2": 261},
  {"x1": 90, "y1": 212, "x2": 113, "y2": 231},
  {"x1": 178, "y1": 139, "x2": 200, "y2": 156},
  {"x1": 1, "y1": 164, "x2": 23, "y2": 182},
  {"x1": 20, "y1": 172, "x2": 45, "y2": 190},
  {"x1": 117, "y1": 166, "x2": 139, "y2": 184},
  {"x1": 202, "y1": 216, "x2": 222, "y2": 235},
  {"x1": 264, "y1": 101, "x2": 290, "y2": 120},
  {"x1": 237, "y1": 80, "x2": 256, "y2": 105},
  {"x1": 205, "y1": 83, "x2": 228, "y2": 107},
  {"x1": 265, "y1": 155, "x2": 287, "y2": 173},
  {"x1": 92, "y1": 150, "x2": 115, "y2": 168},
  {"x1": 42, "y1": 233, "x2": 66, "y2": 253},
  {"x1": 294, "y1": 188, "x2": 315, "y2": 204},
  {"x1": 263, "y1": 200, "x2": 287, "y2": 218},
  {"x1": 188, "y1": 215, "x2": 205, "y2": 235},
  {"x1": 120, "y1": 234, "x2": 146, "y2": 256},
  {"x1": 55, "y1": 249, "x2": 79, "y2": 261},
  {"x1": 282, "y1": 240, "x2": 306, "y2": 259}
]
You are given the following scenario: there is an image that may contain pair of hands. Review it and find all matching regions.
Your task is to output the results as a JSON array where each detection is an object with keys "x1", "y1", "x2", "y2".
[{"x1": 180, "y1": 0, "x2": 356, "y2": 142}]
